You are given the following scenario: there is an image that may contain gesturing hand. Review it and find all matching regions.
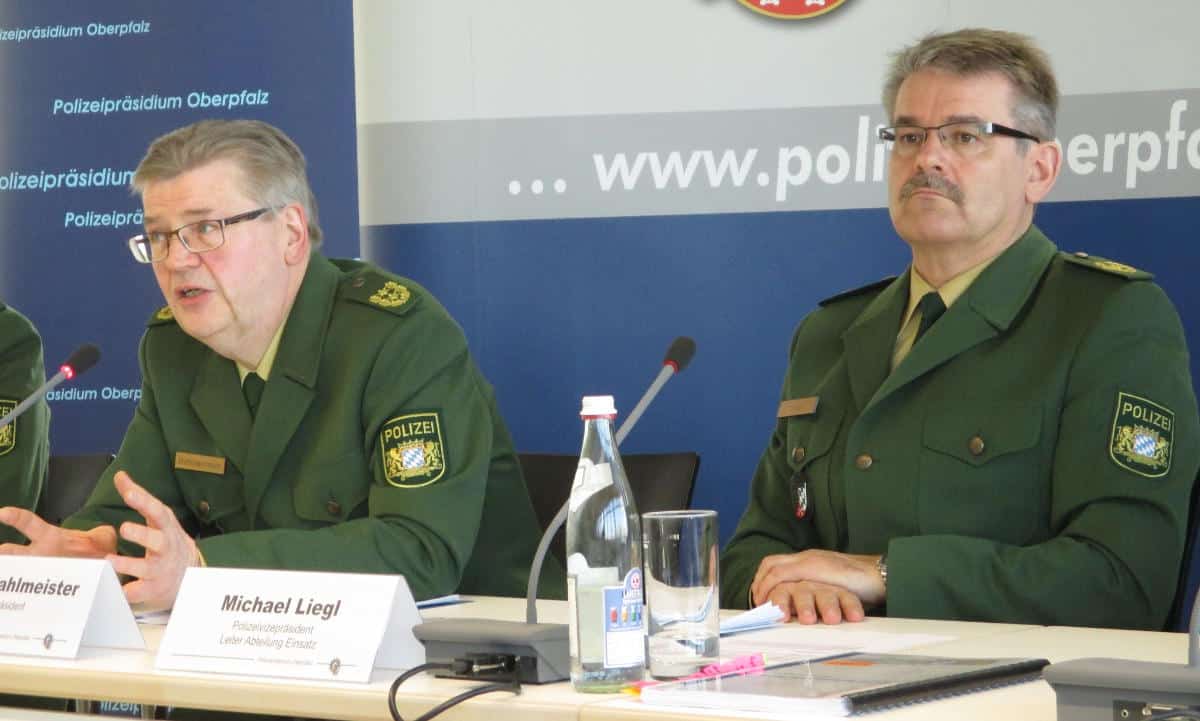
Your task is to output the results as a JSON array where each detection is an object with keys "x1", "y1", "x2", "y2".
[
  {"x1": 105, "y1": 471, "x2": 201, "y2": 611},
  {"x1": 0, "y1": 505, "x2": 117, "y2": 559}
]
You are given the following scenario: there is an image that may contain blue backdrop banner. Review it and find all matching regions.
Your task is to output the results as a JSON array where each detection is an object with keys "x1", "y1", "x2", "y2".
[{"x1": 0, "y1": 1, "x2": 358, "y2": 455}]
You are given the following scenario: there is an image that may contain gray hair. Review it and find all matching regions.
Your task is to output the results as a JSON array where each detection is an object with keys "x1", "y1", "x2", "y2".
[
  {"x1": 132, "y1": 119, "x2": 323, "y2": 247},
  {"x1": 882, "y1": 28, "x2": 1058, "y2": 144}
]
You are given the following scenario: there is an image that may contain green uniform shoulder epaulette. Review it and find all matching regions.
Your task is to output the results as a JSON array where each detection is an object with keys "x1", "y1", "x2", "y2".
[
  {"x1": 147, "y1": 305, "x2": 177, "y2": 327},
  {"x1": 1060, "y1": 251, "x2": 1153, "y2": 280},
  {"x1": 339, "y1": 268, "x2": 421, "y2": 317},
  {"x1": 818, "y1": 276, "x2": 896, "y2": 307}
]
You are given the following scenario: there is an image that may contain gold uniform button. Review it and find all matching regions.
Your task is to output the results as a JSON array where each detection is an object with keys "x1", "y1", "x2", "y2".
[
  {"x1": 197, "y1": 500, "x2": 211, "y2": 518},
  {"x1": 968, "y1": 436, "x2": 986, "y2": 456},
  {"x1": 326, "y1": 499, "x2": 342, "y2": 516},
  {"x1": 854, "y1": 453, "x2": 873, "y2": 470},
  {"x1": 792, "y1": 446, "x2": 806, "y2": 464}
]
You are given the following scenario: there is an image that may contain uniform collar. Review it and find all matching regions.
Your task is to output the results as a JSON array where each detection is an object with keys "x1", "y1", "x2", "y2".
[
  {"x1": 960, "y1": 224, "x2": 1057, "y2": 331},
  {"x1": 264, "y1": 253, "x2": 339, "y2": 390},
  {"x1": 842, "y1": 224, "x2": 1056, "y2": 411}
]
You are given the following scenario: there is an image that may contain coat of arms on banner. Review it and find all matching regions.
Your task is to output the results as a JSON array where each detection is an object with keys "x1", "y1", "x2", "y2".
[
  {"x1": 380, "y1": 411, "x2": 446, "y2": 487},
  {"x1": 736, "y1": 0, "x2": 850, "y2": 21}
]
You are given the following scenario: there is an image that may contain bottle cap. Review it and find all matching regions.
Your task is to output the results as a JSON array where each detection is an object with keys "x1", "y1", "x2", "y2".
[{"x1": 580, "y1": 395, "x2": 617, "y2": 417}]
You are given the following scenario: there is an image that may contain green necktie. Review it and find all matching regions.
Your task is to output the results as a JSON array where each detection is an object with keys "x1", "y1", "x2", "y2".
[
  {"x1": 914, "y1": 291, "x2": 947, "y2": 343},
  {"x1": 243, "y1": 373, "x2": 265, "y2": 418}
]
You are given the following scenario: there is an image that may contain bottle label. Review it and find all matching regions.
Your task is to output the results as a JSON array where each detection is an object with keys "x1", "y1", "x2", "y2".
[
  {"x1": 569, "y1": 460, "x2": 615, "y2": 513},
  {"x1": 601, "y1": 568, "x2": 645, "y2": 668}
]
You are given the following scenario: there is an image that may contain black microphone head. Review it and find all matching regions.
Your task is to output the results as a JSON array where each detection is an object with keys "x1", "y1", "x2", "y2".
[
  {"x1": 63, "y1": 343, "x2": 101, "y2": 377},
  {"x1": 663, "y1": 336, "x2": 697, "y2": 373}
]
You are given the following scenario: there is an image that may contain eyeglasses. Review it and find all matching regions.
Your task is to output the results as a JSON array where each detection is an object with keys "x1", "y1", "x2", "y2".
[
  {"x1": 127, "y1": 207, "x2": 277, "y2": 264},
  {"x1": 878, "y1": 121, "x2": 1041, "y2": 158}
]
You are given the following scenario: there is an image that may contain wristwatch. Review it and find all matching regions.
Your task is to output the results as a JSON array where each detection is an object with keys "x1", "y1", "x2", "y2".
[{"x1": 876, "y1": 553, "x2": 888, "y2": 589}]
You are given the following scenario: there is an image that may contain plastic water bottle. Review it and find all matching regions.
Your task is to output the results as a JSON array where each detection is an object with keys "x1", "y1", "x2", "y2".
[{"x1": 566, "y1": 395, "x2": 646, "y2": 691}]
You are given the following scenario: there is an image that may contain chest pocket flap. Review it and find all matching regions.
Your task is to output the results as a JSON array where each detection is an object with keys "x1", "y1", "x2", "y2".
[
  {"x1": 292, "y1": 451, "x2": 371, "y2": 523},
  {"x1": 177, "y1": 470, "x2": 245, "y2": 526},
  {"x1": 786, "y1": 404, "x2": 845, "y2": 471},
  {"x1": 922, "y1": 402, "x2": 1042, "y2": 465}
]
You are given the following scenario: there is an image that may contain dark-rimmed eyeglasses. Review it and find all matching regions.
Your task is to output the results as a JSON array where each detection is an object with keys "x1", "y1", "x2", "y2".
[
  {"x1": 127, "y1": 207, "x2": 278, "y2": 264},
  {"x1": 878, "y1": 121, "x2": 1041, "y2": 158}
]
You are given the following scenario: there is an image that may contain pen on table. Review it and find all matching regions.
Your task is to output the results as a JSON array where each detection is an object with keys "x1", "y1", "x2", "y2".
[{"x1": 622, "y1": 653, "x2": 768, "y2": 695}]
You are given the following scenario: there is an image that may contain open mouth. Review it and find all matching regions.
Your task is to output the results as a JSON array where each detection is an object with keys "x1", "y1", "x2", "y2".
[{"x1": 177, "y1": 287, "x2": 207, "y2": 299}]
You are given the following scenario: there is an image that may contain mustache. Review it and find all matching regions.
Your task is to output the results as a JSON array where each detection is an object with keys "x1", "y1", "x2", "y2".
[{"x1": 900, "y1": 173, "x2": 964, "y2": 204}]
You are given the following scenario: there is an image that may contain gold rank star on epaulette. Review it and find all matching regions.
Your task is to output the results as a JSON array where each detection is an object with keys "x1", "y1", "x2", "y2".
[
  {"x1": 1062, "y1": 251, "x2": 1153, "y2": 280},
  {"x1": 147, "y1": 305, "x2": 176, "y2": 326},
  {"x1": 341, "y1": 272, "x2": 419, "y2": 316}
]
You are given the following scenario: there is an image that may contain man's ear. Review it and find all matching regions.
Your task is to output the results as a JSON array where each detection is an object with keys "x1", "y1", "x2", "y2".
[
  {"x1": 281, "y1": 203, "x2": 309, "y2": 265},
  {"x1": 1025, "y1": 140, "x2": 1062, "y2": 204}
]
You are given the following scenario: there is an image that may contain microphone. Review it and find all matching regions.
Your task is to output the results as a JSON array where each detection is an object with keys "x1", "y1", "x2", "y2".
[
  {"x1": 616, "y1": 336, "x2": 696, "y2": 445},
  {"x1": 412, "y1": 336, "x2": 697, "y2": 684},
  {"x1": 0, "y1": 343, "x2": 101, "y2": 429},
  {"x1": 534, "y1": 336, "x2": 696, "y2": 616}
]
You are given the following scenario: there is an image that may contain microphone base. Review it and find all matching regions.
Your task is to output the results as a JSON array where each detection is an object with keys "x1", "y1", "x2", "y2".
[
  {"x1": 413, "y1": 618, "x2": 569, "y2": 684},
  {"x1": 1044, "y1": 657, "x2": 1200, "y2": 721}
]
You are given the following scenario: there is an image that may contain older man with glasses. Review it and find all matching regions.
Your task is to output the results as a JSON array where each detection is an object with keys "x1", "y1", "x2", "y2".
[
  {"x1": 0, "y1": 119, "x2": 560, "y2": 610},
  {"x1": 720, "y1": 28, "x2": 1200, "y2": 630}
]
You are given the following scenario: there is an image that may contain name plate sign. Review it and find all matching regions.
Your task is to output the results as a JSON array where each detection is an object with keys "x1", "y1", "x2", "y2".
[
  {"x1": 156, "y1": 567, "x2": 425, "y2": 683},
  {"x1": 0, "y1": 557, "x2": 143, "y2": 658}
]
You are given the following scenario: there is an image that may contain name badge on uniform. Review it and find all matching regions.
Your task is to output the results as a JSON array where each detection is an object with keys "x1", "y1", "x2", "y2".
[
  {"x1": 174, "y1": 452, "x2": 226, "y2": 475},
  {"x1": 778, "y1": 396, "x2": 820, "y2": 418}
]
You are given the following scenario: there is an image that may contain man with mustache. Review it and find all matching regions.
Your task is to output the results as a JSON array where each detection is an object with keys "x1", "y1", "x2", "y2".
[
  {"x1": 0, "y1": 119, "x2": 557, "y2": 610},
  {"x1": 721, "y1": 28, "x2": 1200, "y2": 630}
]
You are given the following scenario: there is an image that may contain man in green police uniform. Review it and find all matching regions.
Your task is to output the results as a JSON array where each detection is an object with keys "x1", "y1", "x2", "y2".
[
  {"x1": 720, "y1": 29, "x2": 1200, "y2": 630},
  {"x1": 0, "y1": 304, "x2": 48, "y2": 545},
  {"x1": 0, "y1": 119, "x2": 557, "y2": 608}
]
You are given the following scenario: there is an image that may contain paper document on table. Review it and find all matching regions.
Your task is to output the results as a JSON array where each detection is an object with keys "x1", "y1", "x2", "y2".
[
  {"x1": 719, "y1": 623, "x2": 953, "y2": 666},
  {"x1": 720, "y1": 603, "x2": 784, "y2": 635},
  {"x1": 415, "y1": 594, "x2": 465, "y2": 609}
]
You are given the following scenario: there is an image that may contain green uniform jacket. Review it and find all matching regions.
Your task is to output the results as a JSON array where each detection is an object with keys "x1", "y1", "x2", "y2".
[
  {"x1": 0, "y1": 304, "x2": 49, "y2": 545},
  {"x1": 65, "y1": 255, "x2": 563, "y2": 600},
  {"x1": 720, "y1": 227, "x2": 1200, "y2": 629}
]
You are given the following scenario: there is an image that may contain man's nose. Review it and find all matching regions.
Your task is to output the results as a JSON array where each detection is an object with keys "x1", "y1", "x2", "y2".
[
  {"x1": 913, "y1": 130, "x2": 950, "y2": 173},
  {"x1": 160, "y1": 232, "x2": 199, "y2": 270}
]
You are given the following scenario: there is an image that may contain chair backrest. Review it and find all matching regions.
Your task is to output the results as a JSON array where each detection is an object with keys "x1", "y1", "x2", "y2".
[
  {"x1": 1169, "y1": 468, "x2": 1200, "y2": 630},
  {"x1": 519, "y1": 451, "x2": 701, "y2": 566},
  {"x1": 37, "y1": 453, "x2": 114, "y2": 526}
]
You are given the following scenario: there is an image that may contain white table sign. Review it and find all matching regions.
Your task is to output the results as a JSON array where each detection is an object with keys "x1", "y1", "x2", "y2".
[
  {"x1": 156, "y1": 567, "x2": 425, "y2": 683},
  {"x1": 0, "y1": 557, "x2": 143, "y2": 658}
]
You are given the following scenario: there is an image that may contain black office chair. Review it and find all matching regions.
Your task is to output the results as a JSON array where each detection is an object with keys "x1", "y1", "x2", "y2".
[
  {"x1": 1168, "y1": 469, "x2": 1200, "y2": 631},
  {"x1": 36, "y1": 453, "x2": 114, "y2": 526},
  {"x1": 519, "y1": 451, "x2": 701, "y2": 566}
]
